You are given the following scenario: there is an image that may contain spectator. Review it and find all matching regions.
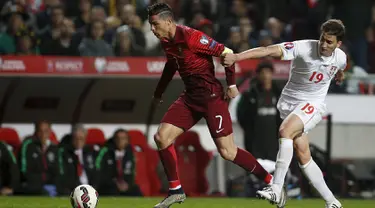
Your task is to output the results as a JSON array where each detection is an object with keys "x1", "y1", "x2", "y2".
[
  {"x1": 189, "y1": 12, "x2": 206, "y2": 29},
  {"x1": 57, "y1": 124, "x2": 97, "y2": 195},
  {"x1": 35, "y1": 0, "x2": 62, "y2": 31},
  {"x1": 37, "y1": 5, "x2": 65, "y2": 43},
  {"x1": 257, "y1": 30, "x2": 273, "y2": 47},
  {"x1": 105, "y1": 16, "x2": 121, "y2": 30},
  {"x1": 236, "y1": 62, "x2": 281, "y2": 161},
  {"x1": 239, "y1": 17, "x2": 253, "y2": 44},
  {"x1": 71, "y1": 5, "x2": 110, "y2": 46},
  {"x1": 332, "y1": 0, "x2": 373, "y2": 72},
  {"x1": 226, "y1": 26, "x2": 242, "y2": 53},
  {"x1": 0, "y1": 4, "x2": 28, "y2": 54},
  {"x1": 196, "y1": 18, "x2": 214, "y2": 37},
  {"x1": 42, "y1": 18, "x2": 79, "y2": 56},
  {"x1": 1, "y1": 1, "x2": 36, "y2": 30},
  {"x1": 217, "y1": 0, "x2": 249, "y2": 43},
  {"x1": 74, "y1": 0, "x2": 92, "y2": 30},
  {"x1": 78, "y1": 20, "x2": 114, "y2": 56},
  {"x1": 265, "y1": 17, "x2": 288, "y2": 43},
  {"x1": 95, "y1": 129, "x2": 142, "y2": 196},
  {"x1": 15, "y1": 28, "x2": 40, "y2": 55},
  {"x1": 91, "y1": 6, "x2": 107, "y2": 22},
  {"x1": 118, "y1": 4, "x2": 145, "y2": 49},
  {"x1": 0, "y1": 141, "x2": 19, "y2": 196},
  {"x1": 114, "y1": 25, "x2": 144, "y2": 56},
  {"x1": 18, "y1": 120, "x2": 59, "y2": 196}
]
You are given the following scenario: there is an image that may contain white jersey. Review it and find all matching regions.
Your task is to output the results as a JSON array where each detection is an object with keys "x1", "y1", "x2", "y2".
[{"x1": 278, "y1": 40, "x2": 347, "y2": 104}]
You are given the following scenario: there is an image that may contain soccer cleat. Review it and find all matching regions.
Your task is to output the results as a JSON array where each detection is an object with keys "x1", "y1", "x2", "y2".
[
  {"x1": 257, "y1": 185, "x2": 279, "y2": 204},
  {"x1": 256, "y1": 185, "x2": 287, "y2": 207},
  {"x1": 325, "y1": 199, "x2": 342, "y2": 208},
  {"x1": 154, "y1": 193, "x2": 186, "y2": 208},
  {"x1": 277, "y1": 186, "x2": 288, "y2": 208}
]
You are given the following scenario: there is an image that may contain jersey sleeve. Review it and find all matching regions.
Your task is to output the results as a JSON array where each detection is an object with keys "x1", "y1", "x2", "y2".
[
  {"x1": 278, "y1": 41, "x2": 300, "y2": 60},
  {"x1": 153, "y1": 58, "x2": 177, "y2": 98},
  {"x1": 186, "y1": 30, "x2": 225, "y2": 56}
]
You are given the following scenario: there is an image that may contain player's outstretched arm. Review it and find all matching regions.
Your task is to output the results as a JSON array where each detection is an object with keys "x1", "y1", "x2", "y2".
[
  {"x1": 153, "y1": 60, "x2": 177, "y2": 100},
  {"x1": 221, "y1": 45, "x2": 283, "y2": 67}
]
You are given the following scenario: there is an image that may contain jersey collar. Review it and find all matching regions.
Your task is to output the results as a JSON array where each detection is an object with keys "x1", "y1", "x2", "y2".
[{"x1": 172, "y1": 25, "x2": 184, "y2": 43}]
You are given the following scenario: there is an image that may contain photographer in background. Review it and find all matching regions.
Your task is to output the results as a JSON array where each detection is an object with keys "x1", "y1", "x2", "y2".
[{"x1": 237, "y1": 61, "x2": 281, "y2": 161}]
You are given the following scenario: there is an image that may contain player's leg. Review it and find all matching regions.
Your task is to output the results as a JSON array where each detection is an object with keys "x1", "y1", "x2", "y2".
[
  {"x1": 272, "y1": 113, "x2": 304, "y2": 193},
  {"x1": 214, "y1": 133, "x2": 273, "y2": 184},
  {"x1": 154, "y1": 98, "x2": 201, "y2": 208},
  {"x1": 257, "y1": 101, "x2": 319, "y2": 206},
  {"x1": 204, "y1": 97, "x2": 273, "y2": 183},
  {"x1": 294, "y1": 133, "x2": 342, "y2": 207},
  {"x1": 155, "y1": 123, "x2": 184, "y2": 190}
]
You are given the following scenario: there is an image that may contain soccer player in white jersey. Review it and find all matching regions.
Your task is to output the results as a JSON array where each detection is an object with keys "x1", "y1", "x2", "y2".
[{"x1": 221, "y1": 19, "x2": 346, "y2": 208}]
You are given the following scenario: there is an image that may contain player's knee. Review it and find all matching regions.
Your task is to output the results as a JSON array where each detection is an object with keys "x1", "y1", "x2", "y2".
[
  {"x1": 154, "y1": 130, "x2": 172, "y2": 148},
  {"x1": 218, "y1": 147, "x2": 237, "y2": 161},
  {"x1": 153, "y1": 132, "x2": 165, "y2": 147},
  {"x1": 279, "y1": 126, "x2": 296, "y2": 139}
]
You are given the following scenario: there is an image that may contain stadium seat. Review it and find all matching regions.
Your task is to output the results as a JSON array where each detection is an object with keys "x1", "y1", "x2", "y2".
[
  {"x1": 86, "y1": 128, "x2": 106, "y2": 146},
  {"x1": 174, "y1": 131, "x2": 213, "y2": 196},
  {"x1": 0, "y1": 127, "x2": 22, "y2": 152},
  {"x1": 128, "y1": 129, "x2": 161, "y2": 196}
]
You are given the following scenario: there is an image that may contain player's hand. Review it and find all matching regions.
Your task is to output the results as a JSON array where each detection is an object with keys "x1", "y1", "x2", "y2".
[
  {"x1": 152, "y1": 96, "x2": 163, "y2": 107},
  {"x1": 225, "y1": 86, "x2": 239, "y2": 100},
  {"x1": 221, "y1": 53, "x2": 237, "y2": 67},
  {"x1": 335, "y1": 70, "x2": 345, "y2": 84}
]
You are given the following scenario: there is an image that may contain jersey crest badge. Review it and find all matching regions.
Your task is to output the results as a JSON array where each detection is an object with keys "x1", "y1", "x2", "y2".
[
  {"x1": 200, "y1": 35, "x2": 209, "y2": 45},
  {"x1": 284, "y1": 42, "x2": 294, "y2": 50},
  {"x1": 329, "y1": 66, "x2": 337, "y2": 76}
]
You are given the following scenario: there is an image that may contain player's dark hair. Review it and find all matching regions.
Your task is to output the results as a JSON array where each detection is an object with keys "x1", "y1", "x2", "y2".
[
  {"x1": 147, "y1": 3, "x2": 174, "y2": 20},
  {"x1": 320, "y1": 19, "x2": 345, "y2": 41}
]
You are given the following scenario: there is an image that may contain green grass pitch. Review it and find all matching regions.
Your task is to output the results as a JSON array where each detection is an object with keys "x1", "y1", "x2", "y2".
[{"x1": 0, "y1": 197, "x2": 374, "y2": 208}]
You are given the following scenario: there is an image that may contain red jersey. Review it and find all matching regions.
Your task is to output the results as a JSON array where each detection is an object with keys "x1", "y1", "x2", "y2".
[{"x1": 154, "y1": 25, "x2": 235, "y2": 101}]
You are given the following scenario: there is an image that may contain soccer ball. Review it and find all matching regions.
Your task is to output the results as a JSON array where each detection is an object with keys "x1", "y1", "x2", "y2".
[{"x1": 70, "y1": 185, "x2": 99, "y2": 208}]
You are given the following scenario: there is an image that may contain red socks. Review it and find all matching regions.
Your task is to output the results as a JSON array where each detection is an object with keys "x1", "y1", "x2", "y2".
[
  {"x1": 158, "y1": 144, "x2": 181, "y2": 190},
  {"x1": 233, "y1": 148, "x2": 273, "y2": 184},
  {"x1": 159, "y1": 145, "x2": 272, "y2": 191}
]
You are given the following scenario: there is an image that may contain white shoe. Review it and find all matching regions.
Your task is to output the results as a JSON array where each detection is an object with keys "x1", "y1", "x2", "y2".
[
  {"x1": 256, "y1": 185, "x2": 287, "y2": 208},
  {"x1": 326, "y1": 199, "x2": 342, "y2": 208}
]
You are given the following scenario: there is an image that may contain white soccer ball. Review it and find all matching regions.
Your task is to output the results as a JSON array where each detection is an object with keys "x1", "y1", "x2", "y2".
[{"x1": 70, "y1": 185, "x2": 99, "y2": 208}]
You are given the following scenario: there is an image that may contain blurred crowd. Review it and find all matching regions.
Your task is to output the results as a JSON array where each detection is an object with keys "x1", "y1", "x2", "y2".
[{"x1": 0, "y1": 0, "x2": 375, "y2": 74}]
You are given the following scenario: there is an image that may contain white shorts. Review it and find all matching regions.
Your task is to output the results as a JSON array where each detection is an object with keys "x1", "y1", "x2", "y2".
[{"x1": 277, "y1": 97, "x2": 327, "y2": 133}]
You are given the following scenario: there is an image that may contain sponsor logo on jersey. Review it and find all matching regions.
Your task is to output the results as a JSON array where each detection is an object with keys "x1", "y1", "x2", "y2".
[
  {"x1": 284, "y1": 42, "x2": 294, "y2": 50},
  {"x1": 200, "y1": 35, "x2": 209, "y2": 45},
  {"x1": 209, "y1": 40, "x2": 217, "y2": 48}
]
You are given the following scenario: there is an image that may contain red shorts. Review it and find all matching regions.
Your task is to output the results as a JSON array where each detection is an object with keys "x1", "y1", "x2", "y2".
[{"x1": 161, "y1": 94, "x2": 233, "y2": 138}]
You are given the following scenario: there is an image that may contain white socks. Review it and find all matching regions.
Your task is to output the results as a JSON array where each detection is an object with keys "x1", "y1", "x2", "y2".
[
  {"x1": 273, "y1": 138, "x2": 294, "y2": 193},
  {"x1": 300, "y1": 158, "x2": 335, "y2": 204}
]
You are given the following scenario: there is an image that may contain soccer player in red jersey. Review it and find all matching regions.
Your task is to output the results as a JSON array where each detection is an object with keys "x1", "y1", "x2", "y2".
[{"x1": 147, "y1": 3, "x2": 277, "y2": 208}]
